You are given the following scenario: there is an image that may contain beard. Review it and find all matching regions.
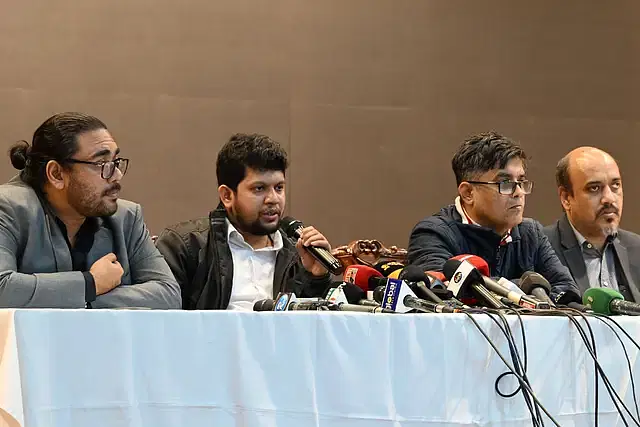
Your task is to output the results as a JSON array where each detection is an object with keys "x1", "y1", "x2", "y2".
[
  {"x1": 232, "y1": 206, "x2": 280, "y2": 236},
  {"x1": 600, "y1": 222, "x2": 619, "y2": 237},
  {"x1": 597, "y1": 204, "x2": 620, "y2": 237},
  {"x1": 67, "y1": 177, "x2": 120, "y2": 217}
]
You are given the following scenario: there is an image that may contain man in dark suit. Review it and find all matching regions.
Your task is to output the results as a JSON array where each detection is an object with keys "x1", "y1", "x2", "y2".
[{"x1": 544, "y1": 147, "x2": 640, "y2": 302}]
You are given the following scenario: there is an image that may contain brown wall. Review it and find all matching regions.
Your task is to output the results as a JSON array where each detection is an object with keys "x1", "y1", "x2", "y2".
[{"x1": 1, "y1": 1, "x2": 639, "y2": 249}]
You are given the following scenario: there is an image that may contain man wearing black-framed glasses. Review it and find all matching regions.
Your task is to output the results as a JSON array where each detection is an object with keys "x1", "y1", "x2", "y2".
[
  {"x1": 408, "y1": 131, "x2": 578, "y2": 299},
  {"x1": 0, "y1": 112, "x2": 180, "y2": 309}
]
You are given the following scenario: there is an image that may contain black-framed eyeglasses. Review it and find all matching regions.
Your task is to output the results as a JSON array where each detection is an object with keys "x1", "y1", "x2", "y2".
[
  {"x1": 466, "y1": 179, "x2": 533, "y2": 195},
  {"x1": 64, "y1": 158, "x2": 130, "y2": 179}
]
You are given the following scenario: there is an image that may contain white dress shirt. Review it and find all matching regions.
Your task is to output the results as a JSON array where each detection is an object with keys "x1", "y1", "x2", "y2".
[{"x1": 226, "y1": 219, "x2": 284, "y2": 311}]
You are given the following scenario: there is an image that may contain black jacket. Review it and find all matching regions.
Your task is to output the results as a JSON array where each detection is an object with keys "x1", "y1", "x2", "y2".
[
  {"x1": 544, "y1": 213, "x2": 640, "y2": 302},
  {"x1": 155, "y1": 204, "x2": 332, "y2": 309},
  {"x1": 408, "y1": 204, "x2": 579, "y2": 299}
]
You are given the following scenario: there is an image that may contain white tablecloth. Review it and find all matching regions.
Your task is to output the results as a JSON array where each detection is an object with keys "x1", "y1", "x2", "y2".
[{"x1": 0, "y1": 309, "x2": 639, "y2": 427}]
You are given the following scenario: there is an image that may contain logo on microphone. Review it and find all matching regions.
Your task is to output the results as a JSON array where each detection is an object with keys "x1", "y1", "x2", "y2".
[
  {"x1": 382, "y1": 278, "x2": 402, "y2": 311},
  {"x1": 274, "y1": 294, "x2": 290, "y2": 311},
  {"x1": 344, "y1": 267, "x2": 357, "y2": 284},
  {"x1": 453, "y1": 272, "x2": 463, "y2": 283}
]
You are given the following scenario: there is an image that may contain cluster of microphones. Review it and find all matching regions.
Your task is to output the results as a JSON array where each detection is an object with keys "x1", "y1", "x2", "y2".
[{"x1": 255, "y1": 227, "x2": 640, "y2": 317}]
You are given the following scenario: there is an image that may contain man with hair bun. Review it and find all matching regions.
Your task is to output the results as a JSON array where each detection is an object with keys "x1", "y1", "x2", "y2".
[{"x1": 0, "y1": 112, "x2": 180, "y2": 308}]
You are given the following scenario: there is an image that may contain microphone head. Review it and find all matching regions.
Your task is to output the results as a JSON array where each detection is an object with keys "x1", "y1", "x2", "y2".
[
  {"x1": 372, "y1": 285, "x2": 386, "y2": 303},
  {"x1": 583, "y1": 287, "x2": 624, "y2": 315},
  {"x1": 519, "y1": 271, "x2": 551, "y2": 295},
  {"x1": 253, "y1": 299, "x2": 275, "y2": 311},
  {"x1": 373, "y1": 260, "x2": 405, "y2": 277},
  {"x1": 425, "y1": 272, "x2": 447, "y2": 289},
  {"x1": 443, "y1": 258, "x2": 485, "y2": 300},
  {"x1": 426, "y1": 271, "x2": 446, "y2": 282},
  {"x1": 279, "y1": 216, "x2": 303, "y2": 238},
  {"x1": 387, "y1": 269, "x2": 402, "y2": 279},
  {"x1": 343, "y1": 264, "x2": 384, "y2": 291},
  {"x1": 443, "y1": 259, "x2": 463, "y2": 282},
  {"x1": 340, "y1": 282, "x2": 367, "y2": 304},
  {"x1": 398, "y1": 265, "x2": 429, "y2": 283},
  {"x1": 452, "y1": 254, "x2": 490, "y2": 277},
  {"x1": 554, "y1": 290, "x2": 582, "y2": 305}
]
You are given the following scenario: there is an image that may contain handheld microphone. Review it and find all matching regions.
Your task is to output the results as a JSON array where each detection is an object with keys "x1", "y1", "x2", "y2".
[
  {"x1": 583, "y1": 288, "x2": 640, "y2": 316},
  {"x1": 373, "y1": 280, "x2": 462, "y2": 314},
  {"x1": 448, "y1": 256, "x2": 550, "y2": 309},
  {"x1": 519, "y1": 271, "x2": 556, "y2": 307},
  {"x1": 555, "y1": 290, "x2": 590, "y2": 312},
  {"x1": 280, "y1": 216, "x2": 344, "y2": 275},
  {"x1": 442, "y1": 258, "x2": 506, "y2": 309}
]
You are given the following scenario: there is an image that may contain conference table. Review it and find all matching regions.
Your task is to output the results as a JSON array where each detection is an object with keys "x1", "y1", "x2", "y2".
[{"x1": 0, "y1": 309, "x2": 638, "y2": 427}]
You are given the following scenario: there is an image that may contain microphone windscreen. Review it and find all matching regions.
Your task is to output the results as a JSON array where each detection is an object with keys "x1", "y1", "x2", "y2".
[
  {"x1": 426, "y1": 271, "x2": 446, "y2": 282},
  {"x1": 372, "y1": 286, "x2": 386, "y2": 304},
  {"x1": 443, "y1": 259, "x2": 463, "y2": 281},
  {"x1": 341, "y1": 282, "x2": 367, "y2": 304},
  {"x1": 387, "y1": 269, "x2": 402, "y2": 279},
  {"x1": 583, "y1": 287, "x2": 624, "y2": 315},
  {"x1": 452, "y1": 254, "x2": 490, "y2": 277},
  {"x1": 373, "y1": 260, "x2": 405, "y2": 277},
  {"x1": 398, "y1": 265, "x2": 429, "y2": 282},
  {"x1": 554, "y1": 290, "x2": 582, "y2": 305},
  {"x1": 343, "y1": 264, "x2": 384, "y2": 291},
  {"x1": 279, "y1": 216, "x2": 303, "y2": 239},
  {"x1": 519, "y1": 271, "x2": 551, "y2": 295},
  {"x1": 426, "y1": 271, "x2": 447, "y2": 289}
]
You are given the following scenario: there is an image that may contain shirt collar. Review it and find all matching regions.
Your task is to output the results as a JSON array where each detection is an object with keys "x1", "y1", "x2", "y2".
[
  {"x1": 226, "y1": 218, "x2": 283, "y2": 251},
  {"x1": 454, "y1": 196, "x2": 513, "y2": 245},
  {"x1": 567, "y1": 218, "x2": 617, "y2": 249}
]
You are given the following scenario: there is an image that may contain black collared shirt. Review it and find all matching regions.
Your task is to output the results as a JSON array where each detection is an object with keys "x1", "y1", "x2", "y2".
[{"x1": 55, "y1": 217, "x2": 99, "y2": 305}]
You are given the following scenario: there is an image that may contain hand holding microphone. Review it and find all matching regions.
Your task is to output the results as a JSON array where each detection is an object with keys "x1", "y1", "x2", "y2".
[{"x1": 280, "y1": 216, "x2": 344, "y2": 275}]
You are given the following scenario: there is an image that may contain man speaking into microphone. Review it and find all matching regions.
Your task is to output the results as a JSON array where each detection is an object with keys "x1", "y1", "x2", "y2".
[
  {"x1": 407, "y1": 132, "x2": 578, "y2": 298},
  {"x1": 156, "y1": 134, "x2": 333, "y2": 310}
]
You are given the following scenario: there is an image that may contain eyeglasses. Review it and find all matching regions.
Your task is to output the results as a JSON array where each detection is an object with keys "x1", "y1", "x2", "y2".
[
  {"x1": 466, "y1": 179, "x2": 533, "y2": 195},
  {"x1": 64, "y1": 158, "x2": 130, "y2": 179}
]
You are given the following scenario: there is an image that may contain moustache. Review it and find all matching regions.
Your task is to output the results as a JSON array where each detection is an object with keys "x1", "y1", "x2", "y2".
[
  {"x1": 103, "y1": 184, "x2": 121, "y2": 196},
  {"x1": 261, "y1": 208, "x2": 281, "y2": 216},
  {"x1": 597, "y1": 205, "x2": 619, "y2": 217}
]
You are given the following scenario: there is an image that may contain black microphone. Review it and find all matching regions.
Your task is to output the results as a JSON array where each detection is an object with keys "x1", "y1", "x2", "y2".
[
  {"x1": 324, "y1": 285, "x2": 394, "y2": 313},
  {"x1": 519, "y1": 271, "x2": 556, "y2": 307},
  {"x1": 442, "y1": 259, "x2": 507, "y2": 309},
  {"x1": 253, "y1": 295, "x2": 324, "y2": 311},
  {"x1": 444, "y1": 258, "x2": 550, "y2": 309},
  {"x1": 280, "y1": 216, "x2": 344, "y2": 275},
  {"x1": 254, "y1": 299, "x2": 275, "y2": 311},
  {"x1": 330, "y1": 282, "x2": 381, "y2": 307},
  {"x1": 554, "y1": 290, "x2": 590, "y2": 312},
  {"x1": 372, "y1": 282, "x2": 463, "y2": 314},
  {"x1": 398, "y1": 266, "x2": 445, "y2": 304}
]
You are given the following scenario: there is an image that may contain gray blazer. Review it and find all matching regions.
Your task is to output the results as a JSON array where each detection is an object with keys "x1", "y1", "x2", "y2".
[
  {"x1": 543, "y1": 213, "x2": 640, "y2": 302},
  {"x1": 0, "y1": 176, "x2": 181, "y2": 309}
]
